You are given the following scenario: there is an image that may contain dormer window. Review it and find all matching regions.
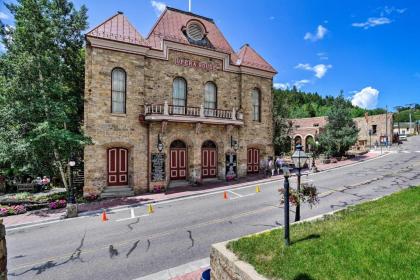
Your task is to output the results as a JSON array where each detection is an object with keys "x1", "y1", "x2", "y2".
[{"x1": 186, "y1": 21, "x2": 205, "y2": 41}]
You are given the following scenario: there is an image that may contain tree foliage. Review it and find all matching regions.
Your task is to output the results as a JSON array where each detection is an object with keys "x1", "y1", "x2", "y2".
[
  {"x1": 0, "y1": 0, "x2": 90, "y2": 187},
  {"x1": 317, "y1": 94, "x2": 359, "y2": 157}
]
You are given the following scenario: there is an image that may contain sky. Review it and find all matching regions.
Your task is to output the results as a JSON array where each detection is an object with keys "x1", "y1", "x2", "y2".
[{"x1": 1, "y1": 0, "x2": 419, "y2": 111}]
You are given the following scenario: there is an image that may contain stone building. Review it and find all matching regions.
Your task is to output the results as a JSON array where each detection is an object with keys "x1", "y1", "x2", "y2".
[
  {"x1": 83, "y1": 7, "x2": 276, "y2": 196},
  {"x1": 289, "y1": 113, "x2": 393, "y2": 151}
]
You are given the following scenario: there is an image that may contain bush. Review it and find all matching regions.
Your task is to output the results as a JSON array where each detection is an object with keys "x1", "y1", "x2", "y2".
[
  {"x1": 49, "y1": 199, "x2": 67, "y2": 209},
  {"x1": 0, "y1": 204, "x2": 27, "y2": 216}
]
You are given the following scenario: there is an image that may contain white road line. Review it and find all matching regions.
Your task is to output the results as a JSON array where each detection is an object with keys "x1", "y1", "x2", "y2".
[
  {"x1": 402, "y1": 151, "x2": 410, "y2": 153},
  {"x1": 415, "y1": 151, "x2": 420, "y2": 153},
  {"x1": 228, "y1": 190, "x2": 243, "y2": 197},
  {"x1": 116, "y1": 213, "x2": 149, "y2": 222}
]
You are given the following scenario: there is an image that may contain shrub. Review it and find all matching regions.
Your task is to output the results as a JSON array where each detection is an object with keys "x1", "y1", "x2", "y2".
[
  {"x1": 0, "y1": 204, "x2": 27, "y2": 216},
  {"x1": 49, "y1": 199, "x2": 67, "y2": 209}
]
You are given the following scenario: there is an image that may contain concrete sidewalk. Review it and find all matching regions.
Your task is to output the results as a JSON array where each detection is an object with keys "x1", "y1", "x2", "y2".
[{"x1": 3, "y1": 151, "x2": 381, "y2": 228}]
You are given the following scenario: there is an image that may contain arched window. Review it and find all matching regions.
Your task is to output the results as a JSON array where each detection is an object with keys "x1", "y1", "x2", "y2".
[
  {"x1": 251, "y1": 88, "x2": 261, "y2": 122},
  {"x1": 111, "y1": 68, "x2": 126, "y2": 113},
  {"x1": 173, "y1": 78, "x2": 187, "y2": 114},
  {"x1": 204, "y1": 82, "x2": 217, "y2": 109}
]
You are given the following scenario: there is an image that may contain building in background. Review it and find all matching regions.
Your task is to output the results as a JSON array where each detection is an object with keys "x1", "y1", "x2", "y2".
[
  {"x1": 83, "y1": 7, "x2": 276, "y2": 197},
  {"x1": 288, "y1": 113, "x2": 393, "y2": 152}
]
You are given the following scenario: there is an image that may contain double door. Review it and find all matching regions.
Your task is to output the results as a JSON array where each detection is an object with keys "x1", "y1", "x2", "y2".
[
  {"x1": 247, "y1": 148, "x2": 260, "y2": 173},
  {"x1": 170, "y1": 148, "x2": 187, "y2": 180},
  {"x1": 107, "y1": 148, "x2": 128, "y2": 186},
  {"x1": 202, "y1": 148, "x2": 217, "y2": 178}
]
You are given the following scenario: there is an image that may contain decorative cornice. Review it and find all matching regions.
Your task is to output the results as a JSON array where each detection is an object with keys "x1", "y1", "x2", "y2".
[{"x1": 86, "y1": 36, "x2": 276, "y2": 79}]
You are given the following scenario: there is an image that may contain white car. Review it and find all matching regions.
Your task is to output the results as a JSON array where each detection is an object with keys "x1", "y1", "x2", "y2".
[{"x1": 399, "y1": 134, "x2": 407, "y2": 141}]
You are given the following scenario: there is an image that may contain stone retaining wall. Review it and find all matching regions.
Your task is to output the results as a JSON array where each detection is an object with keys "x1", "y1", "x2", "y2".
[{"x1": 210, "y1": 241, "x2": 268, "y2": 280}]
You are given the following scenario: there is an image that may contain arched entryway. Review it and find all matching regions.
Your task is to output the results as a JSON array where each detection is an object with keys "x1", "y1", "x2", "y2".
[
  {"x1": 247, "y1": 148, "x2": 260, "y2": 174},
  {"x1": 170, "y1": 140, "x2": 187, "y2": 180},
  {"x1": 305, "y1": 135, "x2": 314, "y2": 152},
  {"x1": 294, "y1": 136, "x2": 302, "y2": 149},
  {"x1": 201, "y1": 140, "x2": 217, "y2": 178},
  {"x1": 107, "y1": 147, "x2": 128, "y2": 186}
]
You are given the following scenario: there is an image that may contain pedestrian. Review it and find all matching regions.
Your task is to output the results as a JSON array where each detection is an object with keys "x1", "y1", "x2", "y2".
[
  {"x1": 42, "y1": 176, "x2": 50, "y2": 191},
  {"x1": 275, "y1": 156, "x2": 283, "y2": 175},
  {"x1": 268, "y1": 157, "x2": 274, "y2": 177}
]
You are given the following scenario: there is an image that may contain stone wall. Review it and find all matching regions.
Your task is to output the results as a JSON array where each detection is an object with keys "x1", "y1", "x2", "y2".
[
  {"x1": 210, "y1": 241, "x2": 267, "y2": 280},
  {"x1": 0, "y1": 219, "x2": 7, "y2": 280},
  {"x1": 84, "y1": 46, "x2": 274, "y2": 195}
]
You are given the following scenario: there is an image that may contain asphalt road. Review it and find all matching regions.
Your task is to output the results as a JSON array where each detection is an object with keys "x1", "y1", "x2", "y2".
[{"x1": 6, "y1": 136, "x2": 420, "y2": 280}]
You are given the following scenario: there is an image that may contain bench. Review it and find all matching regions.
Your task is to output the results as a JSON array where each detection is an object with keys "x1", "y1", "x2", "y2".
[{"x1": 16, "y1": 183, "x2": 36, "y2": 192}]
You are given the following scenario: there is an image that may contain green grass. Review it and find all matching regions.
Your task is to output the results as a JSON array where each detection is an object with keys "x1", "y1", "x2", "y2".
[{"x1": 229, "y1": 187, "x2": 420, "y2": 280}]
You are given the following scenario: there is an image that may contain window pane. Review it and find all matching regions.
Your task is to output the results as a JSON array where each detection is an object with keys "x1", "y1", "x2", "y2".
[
  {"x1": 252, "y1": 89, "x2": 260, "y2": 121},
  {"x1": 204, "y1": 82, "x2": 216, "y2": 109},
  {"x1": 112, "y1": 69, "x2": 126, "y2": 113},
  {"x1": 173, "y1": 78, "x2": 186, "y2": 114}
]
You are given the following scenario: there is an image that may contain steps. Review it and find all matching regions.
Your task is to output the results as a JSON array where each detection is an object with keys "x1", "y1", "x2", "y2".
[{"x1": 100, "y1": 186, "x2": 134, "y2": 198}]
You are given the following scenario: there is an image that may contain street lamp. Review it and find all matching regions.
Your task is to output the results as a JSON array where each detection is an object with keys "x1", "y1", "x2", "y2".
[
  {"x1": 282, "y1": 165, "x2": 291, "y2": 246},
  {"x1": 157, "y1": 134, "x2": 164, "y2": 153},
  {"x1": 291, "y1": 144, "x2": 309, "y2": 222},
  {"x1": 68, "y1": 158, "x2": 76, "y2": 204},
  {"x1": 231, "y1": 136, "x2": 239, "y2": 179},
  {"x1": 311, "y1": 141, "x2": 319, "y2": 173}
]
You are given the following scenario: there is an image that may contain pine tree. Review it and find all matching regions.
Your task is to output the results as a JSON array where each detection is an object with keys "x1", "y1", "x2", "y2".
[
  {"x1": 318, "y1": 93, "x2": 359, "y2": 157},
  {"x1": 0, "y1": 0, "x2": 90, "y2": 188}
]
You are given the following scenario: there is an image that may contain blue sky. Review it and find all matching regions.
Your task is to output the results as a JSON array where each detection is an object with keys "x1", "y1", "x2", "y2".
[{"x1": 1, "y1": 0, "x2": 419, "y2": 110}]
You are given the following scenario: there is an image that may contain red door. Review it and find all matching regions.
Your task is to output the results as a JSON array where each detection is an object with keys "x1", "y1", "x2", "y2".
[
  {"x1": 170, "y1": 148, "x2": 187, "y2": 180},
  {"x1": 202, "y1": 148, "x2": 217, "y2": 178},
  {"x1": 107, "y1": 148, "x2": 128, "y2": 186},
  {"x1": 247, "y1": 148, "x2": 260, "y2": 173}
]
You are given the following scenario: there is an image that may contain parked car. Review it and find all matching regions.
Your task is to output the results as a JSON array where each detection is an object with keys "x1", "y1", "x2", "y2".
[{"x1": 399, "y1": 134, "x2": 408, "y2": 141}]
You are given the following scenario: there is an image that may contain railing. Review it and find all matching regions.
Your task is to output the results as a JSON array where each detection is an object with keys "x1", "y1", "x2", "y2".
[{"x1": 143, "y1": 101, "x2": 242, "y2": 121}]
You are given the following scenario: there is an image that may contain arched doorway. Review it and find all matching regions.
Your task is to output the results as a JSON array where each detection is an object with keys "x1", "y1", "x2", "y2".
[
  {"x1": 305, "y1": 135, "x2": 314, "y2": 152},
  {"x1": 170, "y1": 140, "x2": 187, "y2": 180},
  {"x1": 294, "y1": 136, "x2": 302, "y2": 149},
  {"x1": 107, "y1": 147, "x2": 128, "y2": 186},
  {"x1": 202, "y1": 140, "x2": 217, "y2": 178}
]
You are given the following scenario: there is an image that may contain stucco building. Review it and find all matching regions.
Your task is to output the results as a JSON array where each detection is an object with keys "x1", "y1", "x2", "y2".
[
  {"x1": 83, "y1": 8, "x2": 276, "y2": 196},
  {"x1": 289, "y1": 113, "x2": 393, "y2": 151}
]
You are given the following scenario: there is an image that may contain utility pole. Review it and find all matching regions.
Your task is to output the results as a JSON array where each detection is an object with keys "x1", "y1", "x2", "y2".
[
  {"x1": 385, "y1": 105, "x2": 388, "y2": 147},
  {"x1": 188, "y1": 0, "x2": 191, "y2": 12}
]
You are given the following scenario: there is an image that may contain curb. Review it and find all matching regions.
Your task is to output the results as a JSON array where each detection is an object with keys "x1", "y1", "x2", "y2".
[{"x1": 5, "y1": 152, "x2": 389, "y2": 230}]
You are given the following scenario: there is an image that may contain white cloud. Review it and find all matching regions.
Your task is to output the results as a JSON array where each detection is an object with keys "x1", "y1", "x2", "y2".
[
  {"x1": 352, "y1": 17, "x2": 391, "y2": 29},
  {"x1": 269, "y1": 16, "x2": 275, "y2": 20},
  {"x1": 151, "y1": 1, "x2": 166, "y2": 17},
  {"x1": 273, "y1": 82, "x2": 290, "y2": 90},
  {"x1": 294, "y1": 79, "x2": 310, "y2": 89},
  {"x1": 351, "y1": 86, "x2": 379, "y2": 109},
  {"x1": 304, "y1": 25, "x2": 328, "y2": 42},
  {"x1": 380, "y1": 6, "x2": 406, "y2": 16},
  {"x1": 0, "y1": 12, "x2": 9, "y2": 20},
  {"x1": 295, "y1": 63, "x2": 332, "y2": 79}
]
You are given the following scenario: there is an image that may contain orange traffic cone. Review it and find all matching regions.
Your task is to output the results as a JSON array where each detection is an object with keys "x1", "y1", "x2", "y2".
[
  {"x1": 224, "y1": 191, "x2": 228, "y2": 200},
  {"x1": 101, "y1": 210, "x2": 108, "y2": 221}
]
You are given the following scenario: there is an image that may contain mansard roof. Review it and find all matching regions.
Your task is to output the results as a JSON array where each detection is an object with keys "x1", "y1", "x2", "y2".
[{"x1": 86, "y1": 8, "x2": 276, "y2": 74}]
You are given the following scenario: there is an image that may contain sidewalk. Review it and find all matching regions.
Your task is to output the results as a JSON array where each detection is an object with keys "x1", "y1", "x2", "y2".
[{"x1": 3, "y1": 151, "x2": 383, "y2": 228}]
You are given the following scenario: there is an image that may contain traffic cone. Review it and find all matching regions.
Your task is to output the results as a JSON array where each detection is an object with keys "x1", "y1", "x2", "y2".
[
  {"x1": 101, "y1": 210, "x2": 107, "y2": 221},
  {"x1": 256, "y1": 185, "x2": 261, "y2": 193},
  {"x1": 224, "y1": 191, "x2": 228, "y2": 200},
  {"x1": 147, "y1": 204, "x2": 154, "y2": 214}
]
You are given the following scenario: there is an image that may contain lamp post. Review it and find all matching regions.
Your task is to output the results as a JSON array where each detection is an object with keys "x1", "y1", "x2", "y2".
[
  {"x1": 66, "y1": 157, "x2": 78, "y2": 218},
  {"x1": 282, "y1": 165, "x2": 291, "y2": 246},
  {"x1": 368, "y1": 129, "x2": 372, "y2": 150},
  {"x1": 311, "y1": 141, "x2": 319, "y2": 173},
  {"x1": 291, "y1": 144, "x2": 309, "y2": 222}
]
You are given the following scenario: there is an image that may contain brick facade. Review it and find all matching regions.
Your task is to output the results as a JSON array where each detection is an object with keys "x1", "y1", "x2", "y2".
[
  {"x1": 83, "y1": 9, "x2": 276, "y2": 196},
  {"x1": 288, "y1": 113, "x2": 393, "y2": 151}
]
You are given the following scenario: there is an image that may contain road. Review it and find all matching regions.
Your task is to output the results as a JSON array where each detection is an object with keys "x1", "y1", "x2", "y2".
[{"x1": 6, "y1": 136, "x2": 420, "y2": 280}]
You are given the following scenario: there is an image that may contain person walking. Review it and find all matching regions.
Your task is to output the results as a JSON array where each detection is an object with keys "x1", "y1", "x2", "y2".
[
  {"x1": 268, "y1": 157, "x2": 274, "y2": 177},
  {"x1": 275, "y1": 156, "x2": 283, "y2": 175}
]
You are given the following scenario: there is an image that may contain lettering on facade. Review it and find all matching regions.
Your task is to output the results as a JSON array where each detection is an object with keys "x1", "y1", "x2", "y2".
[
  {"x1": 151, "y1": 153, "x2": 166, "y2": 182},
  {"x1": 175, "y1": 57, "x2": 221, "y2": 71}
]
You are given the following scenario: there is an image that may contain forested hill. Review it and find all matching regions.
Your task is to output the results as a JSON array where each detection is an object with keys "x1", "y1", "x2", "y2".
[{"x1": 273, "y1": 88, "x2": 387, "y2": 119}]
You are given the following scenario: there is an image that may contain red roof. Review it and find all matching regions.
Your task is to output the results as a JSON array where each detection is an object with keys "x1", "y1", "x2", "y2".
[
  {"x1": 236, "y1": 44, "x2": 276, "y2": 73},
  {"x1": 86, "y1": 12, "x2": 147, "y2": 46},
  {"x1": 86, "y1": 8, "x2": 276, "y2": 73}
]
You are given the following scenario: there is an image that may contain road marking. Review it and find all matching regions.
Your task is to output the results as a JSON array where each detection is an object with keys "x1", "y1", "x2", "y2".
[
  {"x1": 133, "y1": 257, "x2": 210, "y2": 280},
  {"x1": 228, "y1": 189, "x2": 243, "y2": 197},
  {"x1": 415, "y1": 151, "x2": 420, "y2": 153},
  {"x1": 116, "y1": 209, "x2": 149, "y2": 222},
  {"x1": 402, "y1": 150, "x2": 410, "y2": 153}
]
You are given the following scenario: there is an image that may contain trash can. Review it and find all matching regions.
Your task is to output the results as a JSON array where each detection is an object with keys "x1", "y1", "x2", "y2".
[{"x1": 201, "y1": 268, "x2": 210, "y2": 280}]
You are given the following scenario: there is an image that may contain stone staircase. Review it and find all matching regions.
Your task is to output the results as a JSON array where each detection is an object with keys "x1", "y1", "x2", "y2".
[{"x1": 100, "y1": 186, "x2": 134, "y2": 198}]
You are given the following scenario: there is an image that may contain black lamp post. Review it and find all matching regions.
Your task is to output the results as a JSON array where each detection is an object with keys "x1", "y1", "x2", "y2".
[
  {"x1": 68, "y1": 157, "x2": 76, "y2": 204},
  {"x1": 282, "y1": 165, "x2": 291, "y2": 246},
  {"x1": 368, "y1": 129, "x2": 372, "y2": 150},
  {"x1": 291, "y1": 144, "x2": 309, "y2": 222}
]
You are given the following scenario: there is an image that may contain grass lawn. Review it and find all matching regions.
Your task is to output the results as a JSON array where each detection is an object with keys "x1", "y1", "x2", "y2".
[{"x1": 229, "y1": 187, "x2": 420, "y2": 280}]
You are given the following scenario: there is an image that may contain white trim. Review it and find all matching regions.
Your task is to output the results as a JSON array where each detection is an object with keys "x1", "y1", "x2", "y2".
[
  {"x1": 87, "y1": 37, "x2": 276, "y2": 79},
  {"x1": 145, "y1": 114, "x2": 244, "y2": 126}
]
